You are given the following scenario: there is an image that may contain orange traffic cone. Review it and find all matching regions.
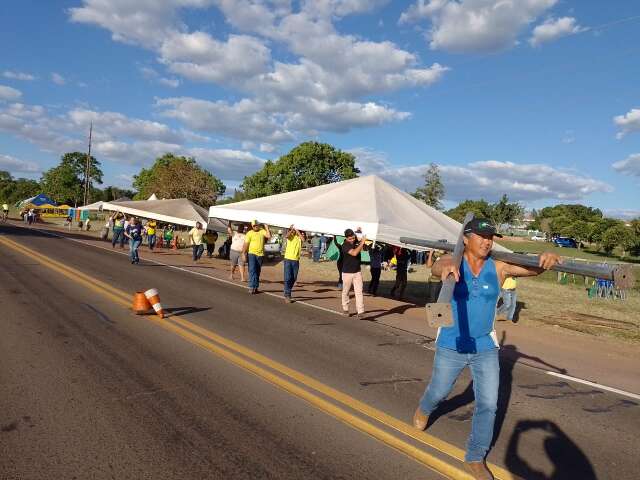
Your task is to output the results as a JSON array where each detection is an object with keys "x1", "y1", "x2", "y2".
[
  {"x1": 132, "y1": 291, "x2": 152, "y2": 314},
  {"x1": 144, "y1": 288, "x2": 165, "y2": 318}
]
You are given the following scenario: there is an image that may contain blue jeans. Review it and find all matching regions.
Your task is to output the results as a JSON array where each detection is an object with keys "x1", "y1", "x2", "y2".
[
  {"x1": 497, "y1": 289, "x2": 517, "y2": 321},
  {"x1": 112, "y1": 228, "x2": 124, "y2": 247},
  {"x1": 312, "y1": 246, "x2": 321, "y2": 262},
  {"x1": 192, "y1": 244, "x2": 204, "y2": 261},
  {"x1": 129, "y1": 239, "x2": 141, "y2": 263},
  {"x1": 148, "y1": 234, "x2": 156, "y2": 250},
  {"x1": 248, "y1": 253, "x2": 263, "y2": 289},
  {"x1": 419, "y1": 347, "x2": 499, "y2": 462},
  {"x1": 283, "y1": 259, "x2": 299, "y2": 297}
]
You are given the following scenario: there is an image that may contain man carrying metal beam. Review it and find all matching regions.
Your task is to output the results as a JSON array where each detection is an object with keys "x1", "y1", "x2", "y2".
[{"x1": 412, "y1": 218, "x2": 561, "y2": 480}]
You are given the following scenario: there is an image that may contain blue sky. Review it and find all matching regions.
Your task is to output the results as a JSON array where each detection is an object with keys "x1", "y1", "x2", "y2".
[{"x1": 1, "y1": 0, "x2": 639, "y2": 217}]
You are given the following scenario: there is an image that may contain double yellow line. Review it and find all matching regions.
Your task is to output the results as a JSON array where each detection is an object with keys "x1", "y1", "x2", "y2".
[{"x1": 0, "y1": 234, "x2": 519, "y2": 480}]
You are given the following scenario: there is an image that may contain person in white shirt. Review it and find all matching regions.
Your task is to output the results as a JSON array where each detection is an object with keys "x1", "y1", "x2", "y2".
[{"x1": 227, "y1": 224, "x2": 247, "y2": 281}]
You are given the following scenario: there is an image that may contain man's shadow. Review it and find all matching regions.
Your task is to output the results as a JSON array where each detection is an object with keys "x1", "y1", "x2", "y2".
[
  {"x1": 505, "y1": 419, "x2": 597, "y2": 479},
  {"x1": 427, "y1": 331, "x2": 567, "y2": 448}
]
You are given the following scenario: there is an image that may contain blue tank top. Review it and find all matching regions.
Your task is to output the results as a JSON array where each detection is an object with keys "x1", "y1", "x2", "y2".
[{"x1": 436, "y1": 257, "x2": 500, "y2": 353}]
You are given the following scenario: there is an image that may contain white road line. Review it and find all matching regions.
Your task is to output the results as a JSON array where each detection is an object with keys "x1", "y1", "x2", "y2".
[
  {"x1": 17, "y1": 224, "x2": 640, "y2": 401},
  {"x1": 546, "y1": 371, "x2": 640, "y2": 401}
]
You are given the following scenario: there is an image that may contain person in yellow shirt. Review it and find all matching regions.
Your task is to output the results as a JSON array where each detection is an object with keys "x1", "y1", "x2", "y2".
[
  {"x1": 496, "y1": 276, "x2": 517, "y2": 322},
  {"x1": 283, "y1": 224, "x2": 305, "y2": 303},
  {"x1": 146, "y1": 220, "x2": 157, "y2": 251},
  {"x1": 243, "y1": 220, "x2": 271, "y2": 294}
]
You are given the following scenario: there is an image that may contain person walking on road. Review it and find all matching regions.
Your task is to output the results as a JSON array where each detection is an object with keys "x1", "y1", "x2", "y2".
[
  {"x1": 283, "y1": 225, "x2": 305, "y2": 303},
  {"x1": 2, "y1": 203, "x2": 8, "y2": 222},
  {"x1": 189, "y1": 221, "x2": 205, "y2": 262},
  {"x1": 228, "y1": 224, "x2": 247, "y2": 282},
  {"x1": 125, "y1": 217, "x2": 143, "y2": 264},
  {"x1": 390, "y1": 247, "x2": 410, "y2": 300},
  {"x1": 203, "y1": 229, "x2": 219, "y2": 258},
  {"x1": 243, "y1": 220, "x2": 271, "y2": 294},
  {"x1": 163, "y1": 224, "x2": 174, "y2": 249},
  {"x1": 367, "y1": 244, "x2": 383, "y2": 296},
  {"x1": 412, "y1": 218, "x2": 561, "y2": 480},
  {"x1": 111, "y1": 212, "x2": 125, "y2": 248},
  {"x1": 311, "y1": 234, "x2": 322, "y2": 262},
  {"x1": 340, "y1": 228, "x2": 368, "y2": 319},
  {"x1": 496, "y1": 276, "x2": 517, "y2": 323},
  {"x1": 146, "y1": 220, "x2": 157, "y2": 251},
  {"x1": 426, "y1": 249, "x2": 443, "y2": 303}
]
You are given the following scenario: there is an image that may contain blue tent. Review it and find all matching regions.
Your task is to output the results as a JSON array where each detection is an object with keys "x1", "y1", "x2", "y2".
[{"x1": 17, "y1": 193, "x2": 58, "y2": 208}]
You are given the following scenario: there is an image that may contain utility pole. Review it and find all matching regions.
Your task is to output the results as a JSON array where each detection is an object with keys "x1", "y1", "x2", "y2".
[{"x1": 83, "y1": 122, "x2": 93, "y2": 206}]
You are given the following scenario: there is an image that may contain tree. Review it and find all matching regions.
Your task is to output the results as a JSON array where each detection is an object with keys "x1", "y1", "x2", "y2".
[
  {"x1": 412, "y1": 163, "x2": 444, "y2": 210},
  {"x1": 41, "y1": 162, "x2": 82, "y2": 205},
  {"x1": 629, "y1": 219, "x2": 640, "y2": 256},
  {"x1": 0, "y1": 171, "x2": 40, "y2": 205},
  {"x1": 602, "y1": 224, "x2": 635, "y2": 256},
  {"x1": 40, "y1": 152, "x2": 103, "y2": 206},
  {"x1": 588, "y1": 218, "x2": 621, "y2": 247},
  {"x1": 490, "y1": 194, "x2": 524, "y2": 227},
  {"x1": 133, "y1": 153, "x2": 225, "y2": 207},
  {"x1": 241, "y1": 142, "x2": 359, "y2": 199},
  {"x1": 564, "y1": 220, "x2": 591, "y2": 248},
  {"x1": 445, "y1": 199, "x2": 493, "y2": 223}
]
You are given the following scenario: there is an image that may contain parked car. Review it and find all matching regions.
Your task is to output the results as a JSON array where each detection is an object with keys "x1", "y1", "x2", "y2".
[
  {"x1": 553, "y1": 237, "x2": 577, "y2": 248},
  {"x1": 264, "y1": 239, "x2": 282, "y2": 259},
  {"x1": 530, "y1": 234, "x2": 546, "y2": 241}
]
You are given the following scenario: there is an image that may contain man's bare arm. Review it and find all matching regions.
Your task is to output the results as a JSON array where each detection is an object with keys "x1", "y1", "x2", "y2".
[{"x1": 348, "y1": 236, "x2": 367, "y2": 256}]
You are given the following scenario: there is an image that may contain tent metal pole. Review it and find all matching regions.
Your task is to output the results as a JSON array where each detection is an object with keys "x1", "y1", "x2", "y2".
[{"x1": 399, "y1": 237, "x2": 635, "y2": 290}]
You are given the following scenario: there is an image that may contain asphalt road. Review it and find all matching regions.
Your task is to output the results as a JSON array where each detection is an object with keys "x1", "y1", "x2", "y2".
[{"x1": 1, "y1": 224, "x2": 638, "y2": 479}]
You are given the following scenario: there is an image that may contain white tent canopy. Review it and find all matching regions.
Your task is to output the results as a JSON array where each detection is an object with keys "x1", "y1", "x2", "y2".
[
  {"x1": 209, "y1": 175, "x2": 509, "y2": 250},
  {"x1": 147, "y1": 193, "x2": 159, "y2": 200},
  {"x1": 96, "y1": 198, "x2": 226, "y2": 230},
  {"x1": 77, "y1": 201, "x2": 103, "y2": 211}
]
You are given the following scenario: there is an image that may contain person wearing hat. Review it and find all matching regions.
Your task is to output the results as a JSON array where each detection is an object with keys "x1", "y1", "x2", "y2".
[
  {"x1": 340, "y1": 228, "x2": 368, "y2": 319},
  {"x1": 243, "y1": 220, "x2": 271, "y2": 294},
  {"x1": 282, "y1": 224, "x2": 305, "y2": 303},
  {"x1": 412, "y1": 218, "x2": 561, "y2": 480}
]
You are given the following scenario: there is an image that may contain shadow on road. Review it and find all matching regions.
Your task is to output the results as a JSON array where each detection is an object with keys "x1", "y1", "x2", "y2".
[{"x1": 505, "y1": 419, "x2": 597, "y2": 479}]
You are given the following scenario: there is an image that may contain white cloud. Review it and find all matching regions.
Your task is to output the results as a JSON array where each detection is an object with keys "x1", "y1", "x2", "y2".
[
  {"x1": 92, "y1": 139, "x2": 182, "y2": 165},
  {"x1": 0, "y1": 85, "x2": 22, "y2": 101},
  {"x1": 51, "y1": 72, "x2": 66, "y2": 85},
  {"x1": 159, "y1": 32, "x2": 271, "y2": 83},
  {"x1": 0, "y1": 153, "x2": 40, "y2": 173},
  {"x1": 612, "y1": 153, "x2": 640, "y2": 177},
  {"x1": 68, "y1": 108, "x2": 186, "y2": 144},
  {"x1": 302, "y1": 0, "x2": 390, "y2": 18},
  {"x1": 188, "y1": 147, "x2": 266, "y2": 180},
  {"x1": 3, "y1": 71, "x2": 35, "y2": 81},
  {"x1": 614, "y1": 108, "x2": 640, "y2": 139},
  {"x1": 69, "y1": 0, "x2": 216, "y2": 48},
  {"x1": 529, "y1": 17, "x2": 586, "y2": 47},
  {"x1": 158, "y1": 77, "x2": 181, "y2": 88},
  {"x1": 351, "y1": 149, "x2": 612, "y2": 202},
  {"x1": 604, "y1": 209, "x2": 640, "y2": 221},
  {"x1": 71, "y1": 1, "x2": 447, "y2": 143},
  {"x1": 399, "y1": 0, "x2": 558, "y2": 53}
]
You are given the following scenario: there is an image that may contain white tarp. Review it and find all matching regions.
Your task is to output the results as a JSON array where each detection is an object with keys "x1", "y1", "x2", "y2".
[
  {"x1": 99, "y1": 198, "x2": 226, "y2": 230},
  {"x1": 77, "y1": 201, "x2": 103, "y2": 211},
  {"x1": 209, "y1": 175, "x2": 509, "y2": 250},
  {"x1": 147, "y1": 193, "x2": 159, "y2": 200}
]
